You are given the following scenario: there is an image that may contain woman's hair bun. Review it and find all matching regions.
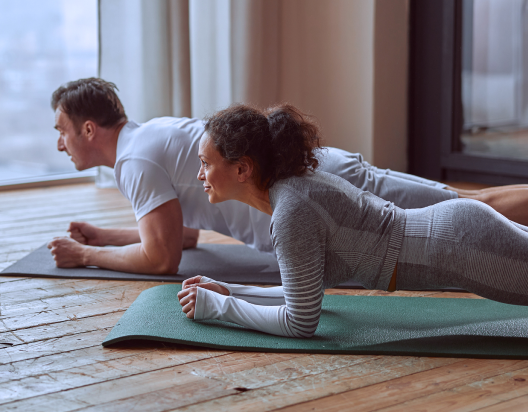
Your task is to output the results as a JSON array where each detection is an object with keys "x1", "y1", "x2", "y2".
[{"x1": 204, "y1": 103, "x2": 322, "y2": 189}]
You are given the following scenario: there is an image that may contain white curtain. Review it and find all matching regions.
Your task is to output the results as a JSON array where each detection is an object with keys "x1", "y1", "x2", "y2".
[
  {"x1": 463, "y1": 0, "x2": 526, "y2": 128},
  {"x1": 97, "y1": 0, "x2": 280, "y2": 186}
]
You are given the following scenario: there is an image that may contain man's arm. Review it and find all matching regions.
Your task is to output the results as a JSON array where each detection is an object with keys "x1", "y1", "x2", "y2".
[
  {"x1": 69, "y1": 222, "x2": 198, "y2": 249},
  {"x1": 48, "y1": 199, "x2": 192, "y2": 274}
]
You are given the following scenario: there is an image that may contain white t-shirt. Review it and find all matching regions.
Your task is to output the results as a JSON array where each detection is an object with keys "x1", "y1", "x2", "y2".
[{"x1": 114, "y1": 117, "x2": 275, "y2": 253}]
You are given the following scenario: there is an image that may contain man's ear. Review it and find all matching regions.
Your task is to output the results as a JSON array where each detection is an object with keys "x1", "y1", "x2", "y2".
[
  {"x1": 83, "y1": 120, "x2": 97, "y2": 141},
  {"x1": 237, "y1": 156, "x2": 254, "y2": 183}
]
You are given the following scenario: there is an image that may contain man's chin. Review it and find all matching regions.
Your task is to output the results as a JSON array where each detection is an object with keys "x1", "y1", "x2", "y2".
[{"x1": 72, "y1": 161, "x2": 88, "y2": 171}]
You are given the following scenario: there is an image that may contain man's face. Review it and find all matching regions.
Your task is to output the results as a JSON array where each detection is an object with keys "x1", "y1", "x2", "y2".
[{"x1": 54, "y1": 108, "x2": 91, "y2": 170}]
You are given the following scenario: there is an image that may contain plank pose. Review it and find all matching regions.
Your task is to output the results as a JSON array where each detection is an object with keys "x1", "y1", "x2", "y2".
[
  {"x1": 178, "y1": 104, "x2": 528, "y2": 338},
  {"x1": 48, "y1": 78, "x2": 528, "y2": 275}
]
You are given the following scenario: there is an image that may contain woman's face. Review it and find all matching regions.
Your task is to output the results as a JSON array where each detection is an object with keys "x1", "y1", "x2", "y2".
[{"x1": 197, "y1": 133, "x2": 241, "y2": 203}]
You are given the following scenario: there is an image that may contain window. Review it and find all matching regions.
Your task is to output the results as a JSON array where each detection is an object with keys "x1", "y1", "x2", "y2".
[
  {"x1": 409, "y1": 0, "x2": 528, "y2": 185},
  {"x1": 461, "y1": 0, "x2": 528, "y2": 161},
  {"x1": 0, "y1": 0, "x2": 98, "y2": 185}
]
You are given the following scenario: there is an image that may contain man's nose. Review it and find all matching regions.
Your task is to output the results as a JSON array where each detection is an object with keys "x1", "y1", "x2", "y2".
[{"x1": 57, "y1": 137, "x2": 65, "y2": 151}]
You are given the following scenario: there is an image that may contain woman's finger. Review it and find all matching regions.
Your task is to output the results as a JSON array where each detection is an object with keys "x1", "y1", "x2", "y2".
[
  {"x1": 182, "y1": 300, "x2": 196, "y2": 315},
  {"x1": 178, "y1": 288, "x2": 197, "y2": 306},
  {"x1": 182, "y1": 276, "x2": 202, "y2": 289},
  {"x1": 177, "y1": 290, "x2": 191, "y2": 304}
]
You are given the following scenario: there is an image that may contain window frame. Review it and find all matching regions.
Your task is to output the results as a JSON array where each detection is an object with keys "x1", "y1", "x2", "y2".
[{"x1": 408, "y1": 0, "x2": 528, "y2": 185}]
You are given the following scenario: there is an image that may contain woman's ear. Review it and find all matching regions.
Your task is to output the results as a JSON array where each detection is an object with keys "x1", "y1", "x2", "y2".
[{"x1": 237, "y1": 156, "x2": 254, "y2": 183}]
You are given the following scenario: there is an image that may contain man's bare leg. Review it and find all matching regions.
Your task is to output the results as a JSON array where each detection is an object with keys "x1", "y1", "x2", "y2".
[{"x1": 446, "y1": 185, "x2": 528, "y2": 226}]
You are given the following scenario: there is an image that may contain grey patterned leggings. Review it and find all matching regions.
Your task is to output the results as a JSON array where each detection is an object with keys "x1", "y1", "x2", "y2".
[{"x1": 397, "y1": 199, "x2": 528, "y2": 305}]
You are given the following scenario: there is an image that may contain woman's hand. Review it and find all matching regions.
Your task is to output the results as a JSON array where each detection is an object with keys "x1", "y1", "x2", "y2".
[
  {"x1": 177, "y1": 279, "x2": 230, "y2": 319},
  {"x1": 182, "y1": 275, "x2": 204, "y2": 289}
]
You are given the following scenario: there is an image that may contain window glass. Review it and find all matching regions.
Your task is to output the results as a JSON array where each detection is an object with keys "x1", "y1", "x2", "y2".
[
  {"x1": 0, "y1": 0, "x2": 98, "y2": 182},
  {"x1": 461, "y1": 0, "x2": 528, "y2": 160}
]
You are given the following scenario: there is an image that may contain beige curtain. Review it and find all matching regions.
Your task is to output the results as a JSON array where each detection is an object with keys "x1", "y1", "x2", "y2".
[
  {"x1": 189, "y1": 0, "x2": 281, "y2": 117},
  {"x1": 99, "y1": 0, "x2": 280, "y2": 120},
  {"x1": 97, "y1": 0, "x2": 280, "y2": 186}
]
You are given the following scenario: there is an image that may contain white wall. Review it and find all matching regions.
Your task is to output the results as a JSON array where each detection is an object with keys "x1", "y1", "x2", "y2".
[{"x1": 279, "y1": 0, "x2": 408, "y2": 171}]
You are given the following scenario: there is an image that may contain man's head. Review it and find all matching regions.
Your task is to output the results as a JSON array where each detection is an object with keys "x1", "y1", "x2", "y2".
[{"x1": 51, "y1": 78, "x2": 127, "y2": 170}]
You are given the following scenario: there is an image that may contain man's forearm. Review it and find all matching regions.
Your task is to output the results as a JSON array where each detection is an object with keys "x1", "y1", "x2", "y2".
[
  {"x1": 100, "y1": 228, "x2": 141, "y2": 246},
  {"x1": 83, "y1": 243, "x2": 181, "y2": 274},
  {"x1": 101, "y1": 227, "x2": 198, "y2": 249}
]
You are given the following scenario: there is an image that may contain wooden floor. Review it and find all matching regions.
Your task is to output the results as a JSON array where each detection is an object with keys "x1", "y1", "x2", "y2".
[{"x1": 1, "y1": 183, "x2": 528, "y2": 411}]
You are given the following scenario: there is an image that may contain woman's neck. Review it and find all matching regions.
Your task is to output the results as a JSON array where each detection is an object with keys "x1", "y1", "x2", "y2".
[{"x1": 238, "y1": 185, "x2": 273, "y2": 216}]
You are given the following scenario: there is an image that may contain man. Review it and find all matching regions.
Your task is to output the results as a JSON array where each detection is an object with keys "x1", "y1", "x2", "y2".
[{"x1": 48, "y1": 78, "x2": 528, "y2": 274}]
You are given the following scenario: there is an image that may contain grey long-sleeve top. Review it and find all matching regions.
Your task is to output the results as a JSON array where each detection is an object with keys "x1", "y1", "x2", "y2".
[{"x1": 194, "y1": 171, "x2": 406, "y2": 338}]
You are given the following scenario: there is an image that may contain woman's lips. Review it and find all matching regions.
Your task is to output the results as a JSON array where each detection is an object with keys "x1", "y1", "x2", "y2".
[{"x1": 203, "y1": 185, "x2": 211, "y2": 192}]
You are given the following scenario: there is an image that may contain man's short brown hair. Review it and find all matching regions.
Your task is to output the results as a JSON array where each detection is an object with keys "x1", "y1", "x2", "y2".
[{"x1": 51, "y1": 78, "x2": 127, "y2": 131}]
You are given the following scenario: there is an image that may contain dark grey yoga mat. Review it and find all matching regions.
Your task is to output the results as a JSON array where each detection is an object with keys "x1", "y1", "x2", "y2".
[{"x1": 0, "y1": 243, "x2": 365, "y2": 287}]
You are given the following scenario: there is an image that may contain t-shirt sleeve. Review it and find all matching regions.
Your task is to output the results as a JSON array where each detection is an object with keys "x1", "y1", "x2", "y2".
[{"x1": 116, "y1": 158, "x2": 178, "y2": 221}]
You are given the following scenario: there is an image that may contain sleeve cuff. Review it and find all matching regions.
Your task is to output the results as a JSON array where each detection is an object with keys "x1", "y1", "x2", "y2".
[
  {"x1": 200, "y1": 276, "x2": 233, "y2": 296},
  {"x1": 194, "y1": 286, "x2": 208, "y2": 320}
]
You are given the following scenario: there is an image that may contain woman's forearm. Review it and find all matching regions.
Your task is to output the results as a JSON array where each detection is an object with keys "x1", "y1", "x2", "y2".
[
  {"x1": 200, "y1": 276, "x2": 286, "y2": 305},
  {"x1": 194, "y1": 287, "x2": 292, "y2": 336}
]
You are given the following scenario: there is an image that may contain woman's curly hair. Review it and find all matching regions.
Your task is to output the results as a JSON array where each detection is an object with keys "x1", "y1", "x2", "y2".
[{"x1": 204, "y1": 103, "x2": 323, "y2": 189}]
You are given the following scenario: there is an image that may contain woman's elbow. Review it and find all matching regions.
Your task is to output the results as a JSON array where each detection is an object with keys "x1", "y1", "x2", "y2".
[{"x1": 290, "y1": 328, "x2": 317, "y2": 339}]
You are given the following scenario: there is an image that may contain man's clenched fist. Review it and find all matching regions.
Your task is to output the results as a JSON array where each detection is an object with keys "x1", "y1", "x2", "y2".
[{"x1": 47, "y1": 236, "x2": 88, "y2": 268}]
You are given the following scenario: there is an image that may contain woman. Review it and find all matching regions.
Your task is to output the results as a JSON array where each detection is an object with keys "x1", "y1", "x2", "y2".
[{"x1": 177, "y1": 104, "x2": 528, "y2": 338}]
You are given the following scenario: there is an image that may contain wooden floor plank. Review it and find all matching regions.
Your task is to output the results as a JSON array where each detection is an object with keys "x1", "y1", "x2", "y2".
[
  {"x1": 0, "y1": 311, "x2": 124, "y2": 347},
  {"x1": 476, "y1": 395, "x2": 528, "y2": 412},
  {"x1": 1, "y1": 279, "x2": 147, "y2": 305},
  {"x1": 169, "y1": 356, "x2": 456, "y2": 412},
  {"x1": 0, "y1": 347, "x2": 230, "y2": 406},
  {"x1": 76, "y1": 352, "x2": 308, "y2": 412},
  {"x1": 0, "y1": 281, "x2": 158, "y2": 321},
  {"x1": 373, "y1": 366, "x2": 528, "y2": 411},
  {"x1": 2, "y1": 351, "x2": 280, "y2": 411},
  {"x1": 0, "y1": 284, "x2": 157, "y2": 332},
  {"x1": 0, "y1": 329, "x2": 112, "y2": 364},
  {"x1": 278, "y1": 358, "x2": 528, "y2": 412}
]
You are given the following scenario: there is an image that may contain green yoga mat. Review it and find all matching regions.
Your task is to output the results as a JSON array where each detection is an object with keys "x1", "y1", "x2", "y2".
[{"x1": 103, "y1": 284, "x2": 528, "y2": 359}]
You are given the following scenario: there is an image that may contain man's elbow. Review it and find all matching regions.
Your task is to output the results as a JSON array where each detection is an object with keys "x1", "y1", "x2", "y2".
[
  {"x1": 182, "y1": 228, "x2": 199, "y2": 250},
  {"x1": 148, "y1": 255, "x2": 180, "y2": 275},
  {"x1": 156, "y1": 258, "x2": 180, "y2": 275},
  {"x1": 183, "y1": 236, "x2": 198, "y2": 250}
]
